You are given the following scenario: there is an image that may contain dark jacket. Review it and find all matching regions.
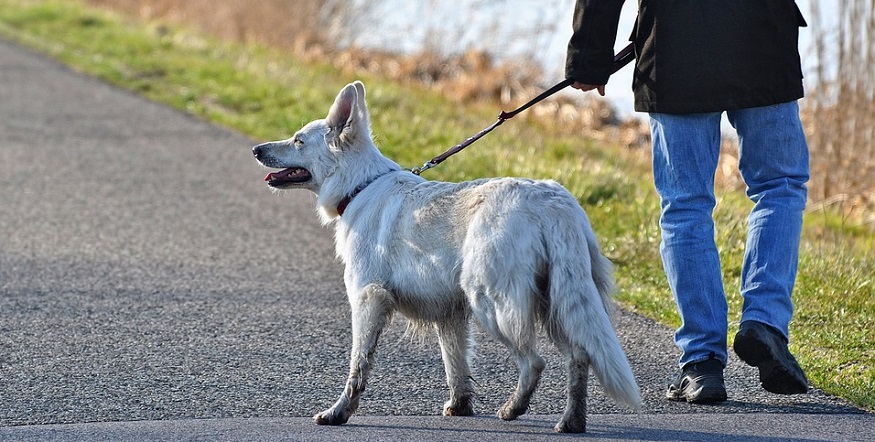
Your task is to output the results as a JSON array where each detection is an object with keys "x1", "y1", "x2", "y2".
[{"x1": 566, "y1": 0, "x2": 807, "y2": 114}]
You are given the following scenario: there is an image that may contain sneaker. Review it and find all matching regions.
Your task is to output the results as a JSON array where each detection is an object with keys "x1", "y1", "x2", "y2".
[
  {"x1": 734, "y1": 320, "x2": 809, "y2": 395},
  {"x1": 666, "y1": 358, "x2": 728, "y2": 403}
]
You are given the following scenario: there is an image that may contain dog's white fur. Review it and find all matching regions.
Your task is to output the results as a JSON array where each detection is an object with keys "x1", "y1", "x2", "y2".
[{"x1": 253, "y1": 81, "x2": 640, "y2": 433}]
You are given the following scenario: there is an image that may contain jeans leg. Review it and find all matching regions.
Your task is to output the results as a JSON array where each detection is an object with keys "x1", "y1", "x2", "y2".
[
  {"x1": 650, "y1": 112, "x2": 728, "y2": 368},
  {"x1": 728, "y1": 101, "x2": 809, "y2": 341}
]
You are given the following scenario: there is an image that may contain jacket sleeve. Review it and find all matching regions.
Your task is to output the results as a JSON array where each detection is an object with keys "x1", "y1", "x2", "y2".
[{"x1": 565, "y1": 0, "x2": 626, "y2": 85}]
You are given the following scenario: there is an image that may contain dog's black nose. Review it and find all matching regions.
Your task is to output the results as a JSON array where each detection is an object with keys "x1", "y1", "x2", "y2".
[{"x1": 252, "y1": 143, "x2": 265, "y2": 159}]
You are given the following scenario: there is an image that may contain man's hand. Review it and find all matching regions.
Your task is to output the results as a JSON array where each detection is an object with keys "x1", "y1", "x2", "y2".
[{"x1": 571, "y1": 82, "x2": 606, "y2": 96}]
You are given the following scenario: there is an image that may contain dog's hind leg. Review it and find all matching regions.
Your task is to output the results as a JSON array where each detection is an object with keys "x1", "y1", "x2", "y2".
[
  {"x1": 496, "y1": 336, "x2": 545, "y2": 421},
  {"x1": 469, "y1": 292, "x2": 545, "y2": 421},
  {"x1": 314, "y1": 284, "x2": 394, "y2": 426},
  {"x1": 437, "y1": 311, "x2": 475, "y2": 416},
  {"x1": 555, "y1": 357, "x2": 590, "y2": 433},
  {"x1": 546, "y1": 326, "x2": 590, "y2": 433},
  {"x1": 461, "y1": 227, "x2": 545, "y2": 421}
]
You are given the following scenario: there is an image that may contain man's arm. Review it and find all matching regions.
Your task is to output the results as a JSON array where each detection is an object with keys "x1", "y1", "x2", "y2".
[{"x1": 565, "y1": 0, "x2": 626, "y2": 91}]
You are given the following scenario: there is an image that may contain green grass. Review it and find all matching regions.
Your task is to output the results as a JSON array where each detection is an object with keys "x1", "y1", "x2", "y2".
[{"x1": 1, "y1": 0, "x2": 873, "y2": 412}]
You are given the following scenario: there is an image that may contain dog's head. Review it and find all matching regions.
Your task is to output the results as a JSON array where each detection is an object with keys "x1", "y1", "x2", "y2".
[{"x1": 252, "y1": 81, "x2": 373, "y2": 194}]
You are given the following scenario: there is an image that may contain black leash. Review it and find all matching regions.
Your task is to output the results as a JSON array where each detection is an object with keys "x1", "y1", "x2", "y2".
[{"x1": 411, "y1": 43, "x2": 635, "y2": 175}]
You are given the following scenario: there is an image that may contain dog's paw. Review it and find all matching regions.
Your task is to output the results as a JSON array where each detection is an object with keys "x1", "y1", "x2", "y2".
[
  {"x1": 555, "y1": 418, "x2": 586, "y2": 433},
  {"x1": 313, "y1": 408, "x2": 351, "y2": 426},
  {"x1": 442, "y1": 398, "x2": 474, "y2": 417},
  {"x1": 496, "y1": 401, "x2": 526, "y2": 421}
]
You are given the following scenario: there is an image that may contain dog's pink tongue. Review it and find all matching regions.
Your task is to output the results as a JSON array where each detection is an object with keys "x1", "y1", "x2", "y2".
[
  {"x1": 264, "y1": 167, "x2": 310, "y2": 184},
  {"x1": 264, "y1": 169, "x2": 292, "y2": 182}
]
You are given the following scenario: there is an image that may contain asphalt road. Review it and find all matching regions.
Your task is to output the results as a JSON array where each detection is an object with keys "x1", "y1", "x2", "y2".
[{"x1": 0, "y1": 38, "x2": 871, "y2": 441}]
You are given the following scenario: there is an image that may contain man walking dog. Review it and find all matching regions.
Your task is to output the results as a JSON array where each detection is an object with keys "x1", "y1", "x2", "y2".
[{"x1": 565, "y1": 0, "x2": 811, "y2": 403}]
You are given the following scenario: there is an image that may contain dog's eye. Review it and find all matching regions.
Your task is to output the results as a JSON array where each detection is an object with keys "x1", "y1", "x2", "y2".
[{"x1": 293, "y1": 138, "x2": 304, "y2": 147}]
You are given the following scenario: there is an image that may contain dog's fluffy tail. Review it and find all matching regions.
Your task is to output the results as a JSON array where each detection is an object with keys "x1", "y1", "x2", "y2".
[{"x1": 547, "y1": 207, "x2": 642, "y2": 411}]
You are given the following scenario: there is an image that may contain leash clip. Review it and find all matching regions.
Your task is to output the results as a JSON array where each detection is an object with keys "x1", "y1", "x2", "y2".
[{"x1": 410, "y1": 161, "x2": 436, "y2": 176}]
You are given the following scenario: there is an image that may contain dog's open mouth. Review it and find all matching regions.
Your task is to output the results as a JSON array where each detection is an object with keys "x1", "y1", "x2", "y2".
[{"x1": 264, "y1": 167, "x2": 312, "y2": 188}]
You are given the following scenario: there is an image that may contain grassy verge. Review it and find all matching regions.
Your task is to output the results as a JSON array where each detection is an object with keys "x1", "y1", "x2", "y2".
[{"x1": 1, "y1": 0, "x2": 872, "y2": 411}]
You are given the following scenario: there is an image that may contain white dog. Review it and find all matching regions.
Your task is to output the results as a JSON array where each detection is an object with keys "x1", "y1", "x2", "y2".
[{"x1": 252, "y1": 81, "x2": 640, "y2": 433}]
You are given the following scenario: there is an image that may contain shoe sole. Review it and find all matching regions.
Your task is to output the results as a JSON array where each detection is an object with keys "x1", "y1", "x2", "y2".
[
  {"x1": 734, "y1": 331, "x2": 808, "y2": 395},
  {"x1": 667, "y1": 385, "x2": 728, "y2": 404}
]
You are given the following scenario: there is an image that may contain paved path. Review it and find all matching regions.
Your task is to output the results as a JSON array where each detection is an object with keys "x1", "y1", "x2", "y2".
[{"x1": 0, "y1": 38, "x2": 871, "y2": 441}]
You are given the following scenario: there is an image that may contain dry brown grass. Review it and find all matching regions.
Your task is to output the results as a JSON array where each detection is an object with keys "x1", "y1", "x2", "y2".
[
  {"x1": 804, "y1": 0, "x2": 875, "y2": 224},
  {"x1": 85, "y1": 0, "x2": 874, "y2": 223}
]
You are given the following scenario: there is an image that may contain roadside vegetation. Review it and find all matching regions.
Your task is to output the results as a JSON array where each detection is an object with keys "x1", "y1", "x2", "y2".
[{"x1": 0, "y1": 0, "x2": 872, "y2": 411}]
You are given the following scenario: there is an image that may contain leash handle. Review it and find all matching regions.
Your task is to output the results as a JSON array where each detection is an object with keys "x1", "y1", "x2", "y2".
[
  {"x1": 411, "y1": 43, "x2": 636, "y2": 175},
  {"x1": 612, "y1": 42, "x2": 635, "y2": 74}
]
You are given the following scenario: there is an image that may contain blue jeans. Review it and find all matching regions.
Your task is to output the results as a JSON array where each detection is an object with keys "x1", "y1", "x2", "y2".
[{"x1": 649, "y1": 101, "x2": 809, "y2": 368}]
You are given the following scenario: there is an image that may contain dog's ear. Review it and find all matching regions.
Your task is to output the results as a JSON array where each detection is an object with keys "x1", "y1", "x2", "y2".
[
  {"x1": 351, "y1": 81, "x2": 368, "y2": 119},
  {"x1": 325, "y1": 81, "x2": 370, "y2": 148}
]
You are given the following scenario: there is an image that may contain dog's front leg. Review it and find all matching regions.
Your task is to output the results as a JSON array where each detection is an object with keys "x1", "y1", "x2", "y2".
[
  {"x1": 437, "y1": 313, "x2": 475, "y2": 416},
  {"x1": 314, "y1": 284, "x2": 394, "y2": 426}
]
